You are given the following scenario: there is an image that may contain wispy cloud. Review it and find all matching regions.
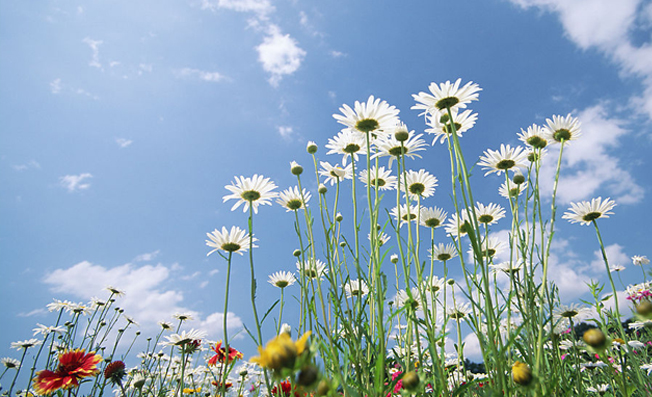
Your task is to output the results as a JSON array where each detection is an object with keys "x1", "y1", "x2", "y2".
[
  {"x1": 116, "y1": 138, "x2": 133, "y2": 148},
  {"x1": 508, "y1": 0, "x2": 652, "y2": 120},
  {"x1": 200, "y1": 0, "x2": 274, "y2": 16},
  {"x1": 175, "y1": 68, "x2": 225, "y2": 83},
  {"x1": 82, "y1": 37, "x2": 103, "y2": 70},
  {"x1": 50, "y1": 78, "x2": 62, "y2": 94},
  {"x1": 277, "y1": 125, "x2": 294, "y2": 140},
  {"x1": 49, "y1": 78, "x2": 99, "y2": 100},
  {"x1": 256, "y1": 24, "x2": 306, "y2": 86},
  {"x1": 12, "y1": 160, "x2": 41, "y2": 171},
  {"x1": 59, "y1": 173, "x2": 93, "y2": 192}
]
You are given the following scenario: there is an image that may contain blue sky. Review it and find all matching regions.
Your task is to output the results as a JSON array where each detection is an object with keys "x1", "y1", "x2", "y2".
[{"x1": 2, "y1": 0, "x2": 652, "y2": 363}]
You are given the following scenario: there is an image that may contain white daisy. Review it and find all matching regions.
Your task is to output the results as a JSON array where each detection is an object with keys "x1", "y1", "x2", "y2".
[
  {"x1": 276, "y1": 186, "x2": 311, "y2": 212},
  {"x1": 489, "y1": 261, "x2": 523, "y2": 275},
  {"x1": 562, "y1": 197, "x2": 616, "y2": 225},
  {"x1": 373, "y1": 130, "x2": 427, "y2": 168},
  {"x1": 390, "y1": 204, "x2": 421, "y2": 226},
  {"x1": 609, "y1": 264, "x2": 626, "y2": 272},
  {"x1": 319, "y1": 161, "x2": 353, "y2": 185},
  {"x1": 474, "y1": 202, "x2": 505, "y2": 225},
  {"x1": 477, "y1": 144, "x2": 528, "y2": 176},
  {"x1": 544, "y1": 114, "x2": 581, "y2": 144},
  {"x1": 446, "y1": 301, "x2": 472, "y2": 320},
  {"x1": 206, "y1": 226, "x2": 256, "y2": 256},
  {"x1": 553, "y1": 303, "x2": 591, "y2": 321},
  {"x1": 470, "y1": 236, "x2": 507, "y2": 259},
  {"x1": 419, "y1": 206, "x2": 447, "y2": 228},
  {"x1": 10, "y1": 339, "x2": 41, "y2": 350},
  {"x1": 173, "y1": 313, "x2": 194, "y2": 322},
  {"x1": 296, "y1": 259, "x2": 328, "y2": 280},
  {"x1": 632, "y1": 255, "x2": 650, "y2": 266},
  {"x1": 268, "y1": 271, "x2": 296, "y2": 289},
  {"x1": 425, "y1": 108, "x2": 478, "y2": 144},
  {"x1": 444, "y1": 212, "x2": 472, "y2": 237},
  {"x1": 325, "y1": 129, "x2": 367, "y2": 166},
  {"x1": 333, "y1": 95, "x2": 400, "y2": 134},
  {"x1": 1, "y1": 357, "x2": 21, "y2": 369},
  {"x1": 395, "y1": 287, "x2": 423, "y2": 311},
  {"x1": 402, "y1": 169, "x2": 438, "y2": 200},
  {"x1": 223, "y1": 175, "x2": 278, "y2": 214},
  {"x1": 517, "y1": 124, "x2": 548, "y2": 149},
  {"x1": 430, "y1": 243, "x2": 458, "y2": 262},
  {"x1": 343, "y1": 279, "x2": 369, "y2": 298},
  {"x1": 423, "y1": 275, "x2": 446, "y2": 293},
  {"x1": 160, "y1": 329, "x2": 206, "y2": 347},
  {"x1": 412, "y1": 78, "x2": 482, "y2": 114},
  {"x1": 499, "y1": 179, "x2": 528, "y2": 199},
  {"x1": 371, "y1": 230, "x2": 391, "y2": 246},
  {"x1": 358, "y1": 166, "x2": 397, "y2": 191},
  {"x1": 32, "y1": 324, "x2": 66, "y2": 337}
]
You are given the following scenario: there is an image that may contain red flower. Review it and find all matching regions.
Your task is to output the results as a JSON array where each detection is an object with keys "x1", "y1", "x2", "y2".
[
  {"x1": 33, "y1": 349, "x2": 102, "y2": 395},
  {"x1": 207, "y1": 341, "x2": 243, "y2": 366},
  {"x1": 103, "y1": 361, "x2": 126, "y2": 385},
  {"x1": 271, "y1": 380, "x2": 298, "y2": 397}
]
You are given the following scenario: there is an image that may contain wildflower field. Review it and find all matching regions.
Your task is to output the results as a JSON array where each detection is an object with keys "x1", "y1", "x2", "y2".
[{"x1": 3, "y1": 80, "x2": 652, "y2": 397}]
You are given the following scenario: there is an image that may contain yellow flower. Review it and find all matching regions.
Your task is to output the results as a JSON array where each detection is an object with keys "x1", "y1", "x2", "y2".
[
  {"x1": 250, "y1": 331, "x2": 311, "y2": 371},
  {"x1": 182, "y1": 387, "x2": 201, "y2": 394},
  {"x1": 512, "y1": 361, "x2": 532, "y2": 386}
]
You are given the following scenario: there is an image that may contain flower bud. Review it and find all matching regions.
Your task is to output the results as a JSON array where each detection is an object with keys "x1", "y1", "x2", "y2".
[
  {"x1": 297, "y1": 365, "x2": 319, "y2": 387},
  {"x1": 512, "y1": 171, "x2": 525, "y2": 185},
  {"x1": 512, "y1": 361, "x2": 532, "y2": 386},
  {"x1": 306, "y1": 141, "x2": 318, "y2": 154},
  {"x1": 401, "y1": 371, "x2": 420, "y2": 391},
  {"x1": 335, "y1": 213, "x2": 343, "y2": 222},
  {"x1": 316, "y1": 379, "x2": 330, "y2": 396},
  {"x1": 583, "y1": 328, "x2": 608, "y2": 350},
  {"x1": 293, "y1": 249, "x2": 302, "y2": 257},
  {"x1": 318, "y1": 184, "x2": 327, "y2": 195},
  {"x1": 394, "y1": 124, "x2": 410, "y2": 142},
  {"x1": 390, "y1": 254, "x2": 399, "y2": 264},
  {"x1": 636, "y1": 299, "x2": 652, "y2": 317},
  {"x1": 290, "y1": 161, "x2": 303, "y2": 176}
]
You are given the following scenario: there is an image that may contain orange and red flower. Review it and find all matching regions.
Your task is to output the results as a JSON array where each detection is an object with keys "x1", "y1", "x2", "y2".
[
  {"x1": 33, "y1": 349, "x2": 102, "y2": 395},
  {"x1": 208, "y1": 341, "x2": 243, "y2": 365}
]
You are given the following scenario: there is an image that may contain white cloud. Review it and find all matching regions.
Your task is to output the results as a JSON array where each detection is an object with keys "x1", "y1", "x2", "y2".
[
  {"x1": 50, "y1": 78, "x2": 62, "y2": 94},
  {"x1": 42, "y1": 260, "x2": 243, "y2": 339},
  {"x1": 12, "y1": 160, "x2": 41, "y2": 171},
  {"x1": 134, "y1": 250, "x2": 160, "y2": 262},
  {"x1": 59, "y1": 173, "x2": 93, "y2": 192},
  {"x1": 200, "y1": 0, "x2": 274, "y2": 15},
  {"x1": 330, "y1": 50, "x2": 345, "y2": 58},
  {"x1": 277, "y1": 126, "x2": 293, "y2": 140},
  {"x1": 539, "y1": 104, "x2": 644, "y2": 204},
  {"x1": 139, "y1": 64, "x2": 153, "y2": 75},
  {"x1": 589, "y1": 243, "x2": 629, "y2": 273},
  {"x1": 508, "y1": 0, "x2": 652, "y2": 120},
  {"x1": 256, "y1": 25, "x2": 306, "y2": 87},
  {"x1": 198, "y1": 311, "x2": 244, "y2": 340},
  {"x1": 176, "y1": 68, "x2": 225, "y2": 83},
  {"x1": 82, "y1": 37, "x2": 103, "y2": 69},
  {"x1": 116, "y1": 138, "x2": 133, "y2": 148}
]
